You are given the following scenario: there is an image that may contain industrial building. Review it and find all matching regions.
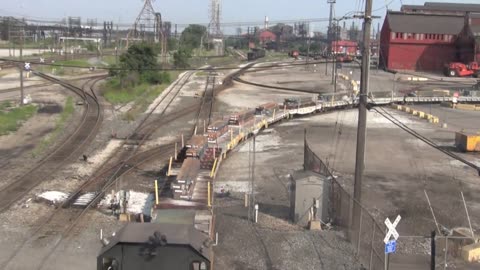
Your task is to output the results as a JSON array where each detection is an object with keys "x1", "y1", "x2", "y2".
[{"x1": 380, "y1": 2, "x2": 480, "y2": 72}]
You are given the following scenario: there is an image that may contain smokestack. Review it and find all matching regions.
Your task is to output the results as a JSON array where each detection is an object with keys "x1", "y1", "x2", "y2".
[{"x1": 265, "y1": 16, "x2": 269, "y2": 30}]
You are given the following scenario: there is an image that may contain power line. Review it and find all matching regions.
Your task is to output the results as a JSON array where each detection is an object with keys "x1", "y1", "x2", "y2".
[{"x1": 370, "y1": 104, "x2": 480, "y2": 176}]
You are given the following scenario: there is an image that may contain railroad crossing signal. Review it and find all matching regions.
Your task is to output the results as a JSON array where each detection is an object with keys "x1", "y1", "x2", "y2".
[
  {"x1": 384, "y1": 215, "x2": 401, "y2": 244},
  {"x1": 385, "y1": 240, "x2": 397, "y2": 254},
  {"x1": 24, "y1": 62, "x2": 31, "y2": 71},
  {"x1": 39, "y1": 58, "x2": 45, "y2": 63}
]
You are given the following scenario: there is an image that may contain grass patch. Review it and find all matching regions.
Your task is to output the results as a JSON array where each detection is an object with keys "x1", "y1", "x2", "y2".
[
  {"x1": 53, "y1": 59, "x2": 91, "y2": 67},
  {"x1": 31, "y1": 97, "x2": 74, "y2": 157},
  {"x1": 0, "y1": 102, "x2": 37, "y2": 135},
  {"x1": 102, "y1": 71, "x2": 180, "y2": 120},
  {"x1": 264, "y1": 51, "x2": 289, "y2": 61},
  {"x1": 101, "y1": 55, "x2": 117, "y2": 66},
  {"x1": 196, "y1": 71, "x2": 209, "y2": 76}
]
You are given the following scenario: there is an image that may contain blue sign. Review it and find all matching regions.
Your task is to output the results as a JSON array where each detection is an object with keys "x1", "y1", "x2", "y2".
[{"x1": 385, "y1": 240, "x2": 397, "y2": 254}]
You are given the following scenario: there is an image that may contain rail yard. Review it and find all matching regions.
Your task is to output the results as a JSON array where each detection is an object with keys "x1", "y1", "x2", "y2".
[{"x1": 1, "y1": 1, "x2": 480, "y2": 270}]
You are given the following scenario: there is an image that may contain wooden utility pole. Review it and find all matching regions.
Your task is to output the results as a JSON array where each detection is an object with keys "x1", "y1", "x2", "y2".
[
  {"x1": 326, "y1": 0, "x2": 335, "y2": 76},
  {"x1": 19, "y1": 31, "x2": 24, "y2": 106},
  {"x1": 352, "y1": 0, "x2": 373, "y2": 245}
]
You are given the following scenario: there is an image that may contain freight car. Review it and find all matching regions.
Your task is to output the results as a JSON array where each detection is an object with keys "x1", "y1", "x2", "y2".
[
  {"x1": 228, "y1": 109, "x2": 256, "y2": 125},
  {"x1": 283, "y1": 97, "x2": 316, "y2": 109},
  {"x1": 207, "y1": 120, "x2": 229, "y2": 143},
  {"x1": 255, "y1": 102, "x2": 278, "y2": 115},
  {"x1": 247, "y1": 48, "x2": 266, "y2": 61},
  {"x1": 172, "y1": 158, "x2": 201, "y2": 200},
  {"x1": 185, "y1": 135, "x2": 208, "y2": 158}
]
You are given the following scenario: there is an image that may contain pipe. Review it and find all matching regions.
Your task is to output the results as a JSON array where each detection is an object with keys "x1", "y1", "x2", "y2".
[
  {"x1": 167, "y1": 157, "x2": 173, "y2": 177},
  {"x1": 155, "y1": 180, "x2": 159, "y2": 205},
  {"x1": 210, "y1": 158, "x2": 218, "y2": 178},
  {"x1": 208, "y1": 181, "x2": 211, "y2": 207}
]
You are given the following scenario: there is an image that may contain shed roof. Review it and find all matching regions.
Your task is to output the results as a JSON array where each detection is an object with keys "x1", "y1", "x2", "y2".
[
  {"x1": 291, "y1": 170, "x2": 328, "y2": 184},
  {"x1": 402, "y1": 3, "x2": 480, "y2": 13},
  {"x1": 425, "y1": 2, "x2": 480, "y2": 12},
  {"x1": 387, "y1": 11, "x2": 464, "y2": 34},
  {"x1": 99, "y1": 223, "x2": 210, "y2": 261}
]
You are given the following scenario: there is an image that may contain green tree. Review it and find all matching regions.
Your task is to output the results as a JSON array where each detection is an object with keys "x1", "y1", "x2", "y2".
[
  {"x1": 173, "y1": 48, "x2": 191, "y2": 68},
  {"x1": 180, "y1": 24, "x2": 207, "y2": 51},
  {"x1": 118, "y1": 43, "x2": 158, "y2": 74}
]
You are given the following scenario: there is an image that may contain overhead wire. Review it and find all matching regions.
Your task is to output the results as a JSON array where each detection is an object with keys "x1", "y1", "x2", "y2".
[{"x1": 368, "y1": 102, "x2": 480, "y2": 176}]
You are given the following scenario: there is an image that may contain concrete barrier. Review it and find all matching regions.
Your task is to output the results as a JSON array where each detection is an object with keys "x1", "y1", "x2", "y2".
[
  {"x1": 398, "y1": 75, "x2": 429, "y2": 82},
  {"x1": 412, "y1": 110, "x2": 418, "y2": 116},
  {"x1": 455, "y1": 104, "x2": 478, "y2": 111}
]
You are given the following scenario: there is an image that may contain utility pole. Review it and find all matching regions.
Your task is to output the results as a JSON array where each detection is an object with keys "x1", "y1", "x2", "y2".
[
  {"x1": 352, "y1": 0, "x2": 373, "y2": 246},
  {"x1": 430, "y1": 230, "x2": 436, "y2": 270},
  {"x1": 19, "y1": 32, "x2": 24, "y2": 106},
  {"x1": 331, "y1": 20, "x2": 337, "y2": 84},
  {"x1": 326, "y1": 0, "x2": 335, "y2": 76}
]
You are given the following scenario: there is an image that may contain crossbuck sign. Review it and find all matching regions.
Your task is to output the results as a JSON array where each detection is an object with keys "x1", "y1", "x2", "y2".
[{"x1": 384, "y1": 215, "x2": 401, "y2": 244}]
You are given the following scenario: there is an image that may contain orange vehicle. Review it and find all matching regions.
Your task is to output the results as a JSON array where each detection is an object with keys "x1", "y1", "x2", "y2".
[{"x1": 444, "y1": 62, "x2": 479, "y2": 77}]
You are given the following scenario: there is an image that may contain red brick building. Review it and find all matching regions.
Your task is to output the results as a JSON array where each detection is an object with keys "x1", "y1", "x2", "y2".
[
  {"x1": 258, "y1": 30, "x2": 276, "y2": 45},
  {"x1": 380, "y1": 2, "x2": 480, "y2": 72},
  {"x1": 380, "y1": 12, "x2": 464, "y2": 71}
]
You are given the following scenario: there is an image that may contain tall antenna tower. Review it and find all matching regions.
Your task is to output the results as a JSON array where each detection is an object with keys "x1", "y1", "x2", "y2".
[
  {"x1": 208, "y1": 0, "x2": 222, "y2": 38},
  {"x1": 126, "y1": 0, "x2": 167, "y2": 62},
  {"x1": 127, "y1": 0, "x2": 161, "y2": 46},
  {"x1": 207, "y1": 0, "x2": 224, "y2": 56}
]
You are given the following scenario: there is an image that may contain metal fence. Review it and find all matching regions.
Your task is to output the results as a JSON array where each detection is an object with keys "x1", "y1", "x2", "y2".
[{"x1": 304, "y1": 130, "x2": 386, "y2": 269}]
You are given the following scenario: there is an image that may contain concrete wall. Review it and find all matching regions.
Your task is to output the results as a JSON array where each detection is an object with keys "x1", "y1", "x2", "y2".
[{"x1": 98, "y1": 244, "x2": 209, "y2": 270}]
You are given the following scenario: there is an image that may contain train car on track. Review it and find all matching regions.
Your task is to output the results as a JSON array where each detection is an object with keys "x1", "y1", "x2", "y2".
[
  {"x1": 255, "y1": 102, "x2": 278, "y2": 115},
  {"x1": 228, "y1": 109, "x2": 256, "y2": 126},
  {"x1": 172, "y1": 158, "x2": 201, "y2": 200},
  {"x1": 207, "y1": 120, "x2": 229, "y2": 144},
  {"x1": 283, "y1": 97, "x2": 316, "y2": 109},
  {"x1": 186, "y1": 135, "x2": 208, "y2": 158},
  {"x1": 247, "y1": 48, "x2": 266, "y2": 61}
]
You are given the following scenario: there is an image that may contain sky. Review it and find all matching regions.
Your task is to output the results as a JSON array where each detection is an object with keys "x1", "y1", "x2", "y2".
[{"x1": 0, "y1": 0, "x2": 478, "y2": 33}]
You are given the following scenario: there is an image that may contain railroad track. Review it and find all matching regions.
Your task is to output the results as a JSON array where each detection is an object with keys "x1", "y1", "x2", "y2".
[
  {"x1": 0, "y1": 52, "x2": 117, "y2": 69},
  {"x1": 0, "y1": 70, "x2": 201, "y2": 270},
  {"x1": 0, "y1": 73, "x2": 104, "y2": 214},
  {"x1": 0, "y1": 73, "x2": 108, "y2": 95},
  {"x1": 0, "y1": 65, "x2": 253, "y2": 270}
]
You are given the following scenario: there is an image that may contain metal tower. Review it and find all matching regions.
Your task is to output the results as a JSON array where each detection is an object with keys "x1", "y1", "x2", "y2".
[
  {"x1": 207, "y1": 0, "x2": 224, "y2": 56},
  {"x1": 208, "y1": 0, "x2": 222, "y2": 38},
  {"x1": 127, "y1": 0, "x2": 161, "y2": 44},
  {"x1": 126, "y1": 0, "x2": 167, "y2": 62}
]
